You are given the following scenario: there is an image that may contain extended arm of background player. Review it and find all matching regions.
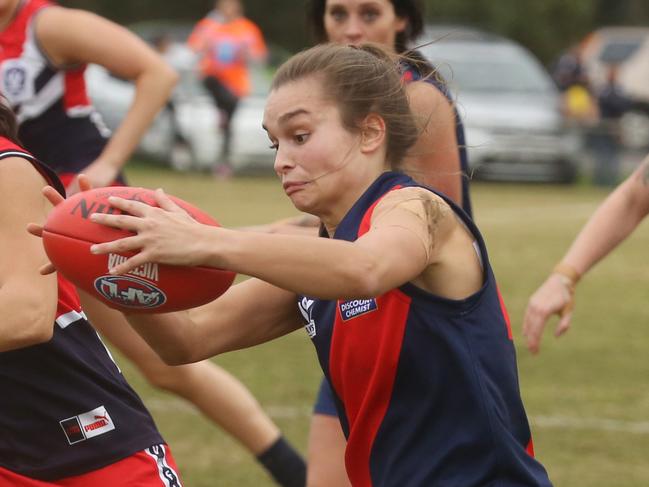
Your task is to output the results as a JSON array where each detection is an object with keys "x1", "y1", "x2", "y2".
[
  {"x1": 35, "y1": 7, "x2": 178, "y2": 190},
  {"x1": 524, "y1": 153, "x2": 649, "y2": 353},
  {"x1": 125, "y1": 278, "x2": 302, "y2": 365},
  {"x1": 0, "y1": 158, "x2": 58, "y2": 351}
]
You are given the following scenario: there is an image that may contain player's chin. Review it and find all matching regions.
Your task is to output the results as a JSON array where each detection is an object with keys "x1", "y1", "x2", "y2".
[{"x1": 288, "y1": 192, "x2": 315, "y2": 213}]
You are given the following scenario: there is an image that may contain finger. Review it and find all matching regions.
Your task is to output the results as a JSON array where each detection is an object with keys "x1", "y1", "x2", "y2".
[
  {"x1": 90, "y1": 235, "x2": 142, "y2": 255},
  {"x1": 154, "y1": 188, "x2": 184, "y2": 213},
  {"x1": 90, "y1": 212, "x2": 142, "y2": 232},
  {"x1": 105, "y1": 196, "x2": 153, "y2": 217},
  {"x1": 27, "y1": 223, "x2": 44, "y2": 237},
  {"x1": 555, "y1": 312, "x2": 572, "y2": 337},
  {"x1": 43, "y1": 185, "x2": 65, "y2": 206},
  {"x1": 65, "y1": 179, "x2": 80, "y2": 196},
  {"x1": 39, "y1": 262, "x2": 57, "y2": 275},
  {"x1": 77, "y1": 174, "x2": 93, "y2": 192},
  {"x1": 107, "y1": 252, "x2": 150, "y2": 275},
  {"x1": 522, "y1": 307, "x2": 543, "y2": 354}
]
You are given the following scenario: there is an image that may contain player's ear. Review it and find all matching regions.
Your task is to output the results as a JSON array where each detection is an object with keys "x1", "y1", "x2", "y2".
[{"x1": 359, "y1": 113, "x2": 386, "y2": 154}]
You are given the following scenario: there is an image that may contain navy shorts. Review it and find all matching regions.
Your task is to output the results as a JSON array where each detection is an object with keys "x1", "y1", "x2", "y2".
[{"x1": 313, "y1": 376, "x2": 339, "y2": 417}]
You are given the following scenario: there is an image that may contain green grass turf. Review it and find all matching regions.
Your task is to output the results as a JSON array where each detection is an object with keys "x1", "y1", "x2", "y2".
[{"x1": 113, "y1": 162, "x2": 649, "y2": 486}]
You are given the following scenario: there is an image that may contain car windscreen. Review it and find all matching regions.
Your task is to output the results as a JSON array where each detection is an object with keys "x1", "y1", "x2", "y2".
[
  {"x1": 598, "y1": 40, "x2": 642, "y2": 64},
  {"x1": 421, "y1": 44, "x2": 555, "y2": 95}
]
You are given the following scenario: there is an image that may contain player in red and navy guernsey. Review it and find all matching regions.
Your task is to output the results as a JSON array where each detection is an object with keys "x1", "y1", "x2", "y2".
[
  {"x1": 0, "y1": 105, "x2": 182, "y2": 485},
  {"x1": 84, "y1": 44, "x2": 553, "y2": 486}
]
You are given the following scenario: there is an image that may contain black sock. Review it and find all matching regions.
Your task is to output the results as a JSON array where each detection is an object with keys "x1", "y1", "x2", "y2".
[{"x1": 256, "y1": 436, "x2": 307, "y2": 487}]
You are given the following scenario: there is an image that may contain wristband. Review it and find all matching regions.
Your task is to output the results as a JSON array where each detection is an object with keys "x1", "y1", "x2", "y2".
[{"x1": 553, "y1": 263, "x2": 581, "y2": 291}]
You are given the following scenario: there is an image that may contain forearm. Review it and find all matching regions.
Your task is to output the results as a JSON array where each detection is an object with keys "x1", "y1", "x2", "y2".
[
  {"x1": 124, "y1": 311, "x2": 203, "y2": 365},
  {"x1": 205, "y1": 229, "x2": 383, "y2": 299},
  {"x1": 125, "y1": 279, "x2": 302, "y2": 364},
  {"x1": 560, "y1": 179, "x2": 647, "y2": 276},
  {"x1": 97, "y1": 65, "x2": 178, "y2": 170}
]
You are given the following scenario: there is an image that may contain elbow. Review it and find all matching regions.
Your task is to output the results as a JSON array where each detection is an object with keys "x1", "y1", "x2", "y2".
[
  {"x1": 344, "y1": 260, "x2": 385, "y2": 299},
  {"x1": 159, "y1": 63, "x2": 180, "y2": 92},
  {"x1": 166, "y1": 65, "x2": 180, "y2": 88},
  {"x1": 143, "y1": 61, "x2": 179, "y2": 94}
]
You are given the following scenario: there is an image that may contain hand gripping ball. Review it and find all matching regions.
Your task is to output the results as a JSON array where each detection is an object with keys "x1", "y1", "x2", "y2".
[{"x1": 42, "y1": 187, "x2": 235, "y2": 313}]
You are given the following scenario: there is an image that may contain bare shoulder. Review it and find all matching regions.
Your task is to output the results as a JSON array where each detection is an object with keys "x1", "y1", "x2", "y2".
[
  {"x1": 405, "y1": 80, "x2": 454, "y2": 116},
  {"x1": 36, "y1": 5, "x2": 91, "y2": 36},
  {"x1": 373, "y1": 186, "x2": 454, "y2": 230},
  {"x1": 0, "y1": 157, "x2": 47, "y2": 200}
]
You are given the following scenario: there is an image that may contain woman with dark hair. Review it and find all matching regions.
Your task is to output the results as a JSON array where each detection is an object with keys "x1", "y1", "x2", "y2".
[
  {"x1": 80, "y1": 43, "x2": 551, "y2": 487},
  {"x1": 307, "y1": 0, "x2": 471, "y2": 213},
  {"x1": 0, "y1": 100, "x2": 183, "y2": 486}
]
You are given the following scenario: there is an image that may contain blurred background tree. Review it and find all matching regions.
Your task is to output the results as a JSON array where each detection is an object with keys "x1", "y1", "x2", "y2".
[{"x1": 60, "y1": 0, "x2": 649, "y2": 65}]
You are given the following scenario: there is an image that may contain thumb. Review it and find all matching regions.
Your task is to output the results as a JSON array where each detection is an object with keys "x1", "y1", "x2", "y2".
[{"x1": 555, "y1": 311, "x2": 572, "y2": 337}]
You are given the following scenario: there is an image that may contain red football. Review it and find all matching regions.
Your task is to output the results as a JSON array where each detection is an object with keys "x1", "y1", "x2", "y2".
[{"x1": 42, "y1": 187, "x2": 236, "y2": 313}]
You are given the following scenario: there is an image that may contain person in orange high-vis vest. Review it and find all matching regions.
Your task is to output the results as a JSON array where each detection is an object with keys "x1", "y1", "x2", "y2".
[{"x1": 188, "y1": 0, "x2": 267, "y2": 177}]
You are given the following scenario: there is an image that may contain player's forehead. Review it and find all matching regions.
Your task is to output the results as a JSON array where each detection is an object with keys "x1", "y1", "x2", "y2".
[{"x1": 263, "y1": 77, "x2": 331, "y2": 129}]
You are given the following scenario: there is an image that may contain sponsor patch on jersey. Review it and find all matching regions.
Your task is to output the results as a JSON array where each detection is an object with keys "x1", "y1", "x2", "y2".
[
  {"x1": 338, "y1": 298, "x2": 378, "y2": 321},
  {"x1": 94, "y1": 275, "x2": 166, "y2": 309},
  {"x1": 60, "y1": 406, "x2": 115, "y2": 445},
  {"x1": 298, "y1": 296, "x2": 317, "y2": 338}
]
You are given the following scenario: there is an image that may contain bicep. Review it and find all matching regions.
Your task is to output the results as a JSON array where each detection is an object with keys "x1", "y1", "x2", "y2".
[
  {"x1": 189, "y1": 277, "x2": 303, "y2": 355},
  {"x1": 403, "y1": 81, "x2": 463, "y2": 206},
  {"x1": 36, "y1": 8, "x2": 163, "y2": 79}
]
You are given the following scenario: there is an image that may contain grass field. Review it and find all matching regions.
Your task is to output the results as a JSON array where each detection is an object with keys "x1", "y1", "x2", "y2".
[{"x1": 116, "y1": 163, "x2": 649, "y2": 486}]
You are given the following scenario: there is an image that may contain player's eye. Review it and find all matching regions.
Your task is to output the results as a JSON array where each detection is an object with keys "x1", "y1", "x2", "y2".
[
  {"x1": 294, "y1": 133, "x2": 310, "y2": 144},
  {"x1": 361, "y1": 8, "x2": 380, "y2": 22},
  {"x1": 328, "y1": 7, "x2": 347, "y2": 22}
]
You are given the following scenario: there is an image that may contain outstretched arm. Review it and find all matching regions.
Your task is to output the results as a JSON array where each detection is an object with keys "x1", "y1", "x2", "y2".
[
  {"x1": 124, "y1": 278, "x2": 303, "y2": 365},
  {"x1": 523, "y1": 154, "x2": 649, "y2": 353},
  {"x1": 89, "y1": 188, "x2": 452, "y2": 300},
  {"x1": 36, "y1": 7, "x2": 178, "y2": 191}
]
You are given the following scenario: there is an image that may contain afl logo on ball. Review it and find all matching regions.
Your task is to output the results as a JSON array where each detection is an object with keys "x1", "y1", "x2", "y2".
[{"x1": 94, "y1": 275, "x2": 166, "y2": 309}]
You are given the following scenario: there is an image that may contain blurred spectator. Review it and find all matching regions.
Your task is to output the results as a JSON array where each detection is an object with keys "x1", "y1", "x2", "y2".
[
  {"x1": 188, "y1": 0, "x2": 267, "y2": 177},
  {"x1": 590, "y1": 65, "x2": 632, "y2": 186},
  {"x1": 552, "y1": 46, "x2": 584, "y2": 92},
  {"x1": 562, "y1": 74, "x2": 598, "y2": 125}
]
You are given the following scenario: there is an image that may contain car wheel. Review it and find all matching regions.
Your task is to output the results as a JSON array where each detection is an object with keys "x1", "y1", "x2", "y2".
[{"x1": 620, "y1": 110, "x2": 649, "y2": 150}]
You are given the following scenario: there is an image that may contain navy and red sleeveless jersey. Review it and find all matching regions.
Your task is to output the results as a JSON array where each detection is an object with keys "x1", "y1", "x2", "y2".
[
  {"x1": 299, "y1": 171, "x2": 552, "y2": 486},
  {"x1": 0, "y1": 137, "x2": 163, "y2": 480},
  {"x1": 0, "y1": 0, "x2": 109, "y2": 173},
  {"x1": 401, "y1": 57, "x2": 473, "y2": 218}
]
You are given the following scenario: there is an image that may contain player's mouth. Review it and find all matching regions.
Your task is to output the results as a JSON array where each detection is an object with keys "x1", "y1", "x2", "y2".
[{"x1": 283, "y1": 181, "x2": 308, "y2": 196}]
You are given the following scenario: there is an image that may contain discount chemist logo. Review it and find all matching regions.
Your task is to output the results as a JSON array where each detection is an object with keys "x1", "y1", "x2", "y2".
[{"x1": 338, "y1": 298, "x2": 378, "y2": 321}]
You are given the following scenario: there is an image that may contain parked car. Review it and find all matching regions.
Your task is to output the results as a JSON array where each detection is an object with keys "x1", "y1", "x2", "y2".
[
  {"x1": 417, "y1": 26, "x2": 581, "y2": 183},
  {"x1": 579, "y1": 27, "x2": 649, "y2": 150},
  {"x1": 85, "y1": 27, "x2": 275, "y2": 173}
]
